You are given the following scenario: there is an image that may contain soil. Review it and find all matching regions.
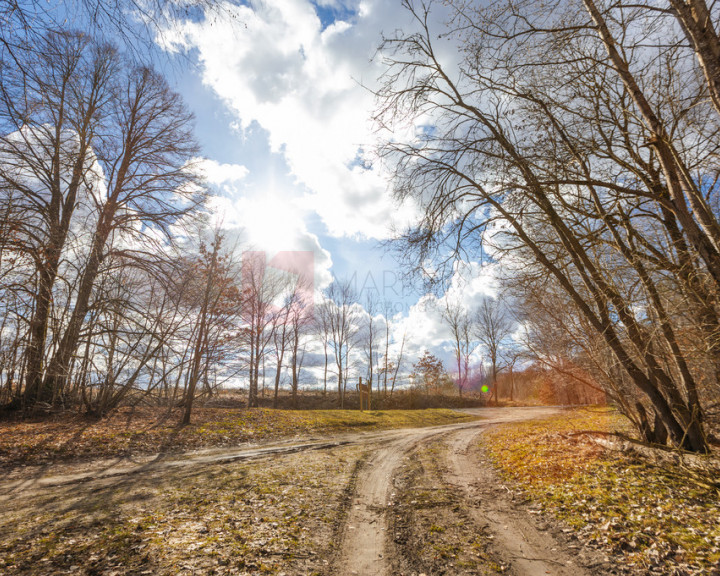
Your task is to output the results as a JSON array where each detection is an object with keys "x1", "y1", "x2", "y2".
[
  {"x1": 0, "y1": 407, "x2": 608, "y2": 575},
  {"x1": 331, "y1": 407, "x2": 607, "y2": 576}
]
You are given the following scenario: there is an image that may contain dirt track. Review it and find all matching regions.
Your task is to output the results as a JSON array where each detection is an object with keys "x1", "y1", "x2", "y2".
[
  {"x1": 332, "y1": 407, "x2": 600, "y2": 576},
  {"x1": 443, "y1": 425, "x2": 593, "y2": 576},
  {"x1": 0, "y1": 407, "x2": 605, "y2": 575}
]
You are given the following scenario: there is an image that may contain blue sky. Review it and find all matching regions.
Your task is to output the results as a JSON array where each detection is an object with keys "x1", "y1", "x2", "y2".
[
  {"x1": 0, "y1": 0, "x2": 501, "y2": 385},
  {"x1": 177, "y1": 65, "x2": 417, "y2": 308},
  {"x1": 162, "y1": 1, "x2": 423, "y2": 285},
  {"x1": 152, "y1": 0, "x2": 496, "y2": 368}
]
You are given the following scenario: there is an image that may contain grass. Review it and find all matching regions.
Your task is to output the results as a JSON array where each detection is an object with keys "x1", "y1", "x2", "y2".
[
  {"x1": 481, "y1": 407, "x2": 720, "y2": 574},
  {"x1": 0, "y1": 406, "x2": 478, "y2": 466}
]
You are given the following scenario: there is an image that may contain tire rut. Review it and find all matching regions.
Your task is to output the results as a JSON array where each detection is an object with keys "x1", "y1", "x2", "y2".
[
  {"x1": 443, "y1": 427, "x2": 598, "y2": 576},
  {"x1": 332, "y1": 432, "x2": 427, "y2": 576},
  {"x1": 331, "y1": 407, "x2": 570, "y2": 576}
]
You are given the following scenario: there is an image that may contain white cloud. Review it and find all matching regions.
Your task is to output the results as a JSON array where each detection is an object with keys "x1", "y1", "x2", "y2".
[
  {"x1": 387, "y1": 262, "x2": 499, "y2": 371},
  {"x1": 160, "y1": 0, "x2": 496, "y2": 379},
  {"x1": 162, "y1": 0, "x2": 420, "y2": 239},
  {"x1": 199, "y1": 158, "x2": 249, "y2": 186}
]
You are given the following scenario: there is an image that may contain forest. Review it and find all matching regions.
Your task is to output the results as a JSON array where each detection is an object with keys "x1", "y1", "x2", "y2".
[
  {"x1": 375, "y1": 0, "x2": 720, "y2": 453},
  {"x1": 0, "y1": 24, "x2": 586, "y2": 422}
]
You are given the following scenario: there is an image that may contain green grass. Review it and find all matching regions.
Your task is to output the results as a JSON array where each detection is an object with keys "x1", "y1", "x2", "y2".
[{"x1": 220, "y1": 407, "x2": 479, "y2": 434}]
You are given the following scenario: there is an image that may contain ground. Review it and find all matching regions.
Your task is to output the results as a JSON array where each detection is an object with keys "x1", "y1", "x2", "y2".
[
  {"x1": 1, "y1": 406, "x2": 718, "y2": 575},
  {"x1": 0, "y1": 405, "x2": 476, "y2": 466}
]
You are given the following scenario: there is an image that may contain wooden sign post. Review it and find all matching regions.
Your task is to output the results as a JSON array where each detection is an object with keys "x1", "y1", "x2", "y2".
[{"x1": 358, "y1": 376, "x2": 371, "y2": 411}]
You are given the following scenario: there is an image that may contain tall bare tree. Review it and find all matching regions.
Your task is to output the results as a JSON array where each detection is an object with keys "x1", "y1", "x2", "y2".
[
  {"x1": 0, "y1": 30, "x2": 203, "y2": 409},
  {"x1": 475, "y1": 299, "x2": 514, "y2": 405},
  {"x1": 39, "y1": 63, "x2": 202, "y2": 404},
  {"x1": 315, "y1": 300, "x2": 332, "y2": 396},
  {"x1": 324, "y1": 279, "x2": 359, "y2": 408},
  {"x1": 375, "y1": 0, "x2": 716, "y2": 450},
  {"x1": 240, "y1": 253, "x2": 289, "y2": 408},
  {"x1": 441, "y1": 298, "x2": 478, "y2": 397},
  {"x1": 287, "y1": 275, "x2": 313, "y2": 408},
  {"x1": 180, "y1": 230, "x2": 241, "y2": 424},
  {"x1": 362, "y1": 291, "x2": 381, "y2": 400},
  {"x1": 0, "y1": 32, "x2": 117, "y2": 406}
]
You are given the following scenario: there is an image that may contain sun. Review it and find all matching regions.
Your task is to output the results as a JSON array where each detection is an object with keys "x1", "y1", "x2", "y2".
[{"x1": 241, "y1": 189, "x2": 308, "y2": 253}]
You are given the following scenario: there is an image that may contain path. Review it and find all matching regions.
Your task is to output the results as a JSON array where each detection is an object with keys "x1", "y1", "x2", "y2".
[
  {"x1": 0, "y1": 407, "x2": 602, "y2": 575},
  {"x1": 332, "y1": 407, "x2": 597, "y2": 576}
]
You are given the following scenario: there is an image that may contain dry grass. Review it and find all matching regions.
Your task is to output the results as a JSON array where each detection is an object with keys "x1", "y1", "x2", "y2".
[
  {"x1": 0, "y1": 444, "x2": 367, "y2": 575},
  {"x1": 0, "y1": 406, "x2": 477, "y2": 466},
  {"x1": 482, "y1": 408, "x2": 720, "y2": 575}
]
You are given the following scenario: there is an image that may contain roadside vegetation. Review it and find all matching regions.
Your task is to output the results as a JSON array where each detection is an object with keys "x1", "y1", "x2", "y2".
[
  {"x1": 377, "y1": 0, "x2": 720, "y2": 454},
  {"x1": 482, "y1": 409, "x2": 720, "y2": 575}
]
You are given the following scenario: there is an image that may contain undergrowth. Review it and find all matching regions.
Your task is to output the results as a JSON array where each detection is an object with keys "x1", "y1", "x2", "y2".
[{"x1": 0, "y1": 407, "x2": 477, "y2": 465}]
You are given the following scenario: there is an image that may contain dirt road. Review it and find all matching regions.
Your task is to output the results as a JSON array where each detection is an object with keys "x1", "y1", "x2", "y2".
[
  {"x1": 0, "y1": 407, "x2": 605, "y2": 575},
  {"x1": 333, "y1": 407, "x2": 600, "y2": 576}
]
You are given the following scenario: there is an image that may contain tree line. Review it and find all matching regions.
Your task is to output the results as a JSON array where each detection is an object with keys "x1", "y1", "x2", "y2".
[
  {"x1": 0, "y1": 23, "x2": 625, "y2": 426},
  {"x1": 0, "y1": 51, "x2": 419, "y2": 416}
]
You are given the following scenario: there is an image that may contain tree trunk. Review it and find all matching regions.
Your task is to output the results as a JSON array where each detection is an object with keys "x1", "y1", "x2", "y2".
[
  {"x1": 273, "y1": 355, "x2": 283, "y2": 409},
  {"x1": 323, "y1": 343, "x2": 328, "y2": 396},
  {"x1": 509, "y1": 365, "x2": 514, "y2": 402}
]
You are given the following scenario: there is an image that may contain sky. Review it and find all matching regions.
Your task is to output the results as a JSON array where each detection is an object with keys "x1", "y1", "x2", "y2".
[{"x1": 156, "y1": 0, "x2": 497, "y2": 376}]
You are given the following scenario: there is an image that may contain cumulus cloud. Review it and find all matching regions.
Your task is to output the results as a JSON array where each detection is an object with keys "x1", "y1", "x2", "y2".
[
  {"x1": 161, "y1": 0, "x2": 424, "y2": 239},
  {"x1": 160, "y1": 0, "x2": 501, "y2": 382},
  {"x1": 199, "y1": 159, "x2": 250, "y2": 186},
  {"x1": 386, "y1": 262, "x2": 500, "y2": 372}
]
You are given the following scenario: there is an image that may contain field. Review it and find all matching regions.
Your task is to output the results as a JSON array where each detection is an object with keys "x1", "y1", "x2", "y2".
[{"x1": 482, "y1": 408, "x2": 720, "y2": 575}]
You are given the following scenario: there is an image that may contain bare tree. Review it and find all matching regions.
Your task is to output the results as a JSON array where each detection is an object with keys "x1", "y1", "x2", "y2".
[
  {"x1": 0, "y1": 30, "x2": 203, "y2": 409},
  {"x1": 441, "y1": 298, "x2": 478, "y2": 397},
  {"x1": 0, "y1": 32, "x2": 117, "y2": 406},
  {"x1": 287, "y1": 275, "x2": 313, "y2": 408},
  {"x1": 375, "y1": 0, "x2": 716, "y2": 451},
  {"x1": 39, "y1": 63, "x2": 203, "y2": 404},
  {"x1": 315, "y1": 300, "x2": 332, "y2": 396},
  {"x1": 475, "y1": 299, "x2": 514, "y2": 405},
  {"x1": 180, "y1": 230, "x2": 241, "y2": 425},
  {"x1": 324, "y1": 279, "x2": 359, "y2": 408},
  {"x1": 362, "y1": 291, "x2": 381, "y2": 400},
  {"x1": 1, "y1": 0, "x2": 231, "y2": 67},
  {"x1": 240, "y1": 253, "x2": 290, "y2": 408},
  {"x1": 381, "y1": 300, "x2": 394, "y2": 397},
  {"x1": 390, "y1": 330, "x2": 406, "y2": 397},
  {"x1": 271, "y1": 300, "x2": 291, "y2": 409},
  {"x1": 411, "y1": 350, "x2": 447, "y2": 397}
]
